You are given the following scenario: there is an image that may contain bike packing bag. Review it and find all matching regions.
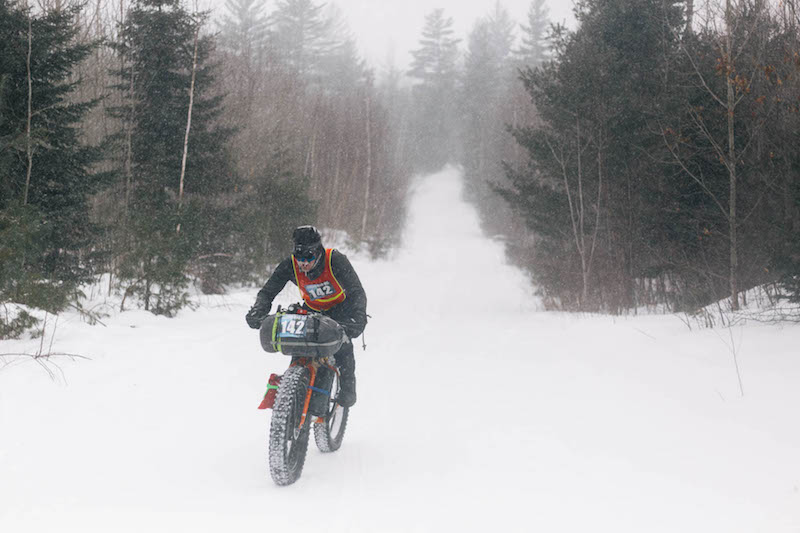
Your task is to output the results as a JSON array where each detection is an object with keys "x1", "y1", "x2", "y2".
[
  {"x1": 260, "y1": 313, "x2": 346, "y2": 358},
  {"x1": 308, "y1": 365, "x2": 335, "y2": 417},
  {"x1": 258, "y1": 373, "x2": 281, "y2": 410}
]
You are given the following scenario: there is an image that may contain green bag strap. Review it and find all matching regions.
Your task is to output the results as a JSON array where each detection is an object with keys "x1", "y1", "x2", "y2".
[{"x1": 271, "y1": 312, "x2": 283, "y2": 352}]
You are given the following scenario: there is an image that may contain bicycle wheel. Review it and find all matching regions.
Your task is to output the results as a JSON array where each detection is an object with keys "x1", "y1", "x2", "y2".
[
  {"x1": 269, "y1": 365, "x2": 311, "y2": 485},
  {"x1": 313, "y1": 368, "x2": 349, "y2": 453}
]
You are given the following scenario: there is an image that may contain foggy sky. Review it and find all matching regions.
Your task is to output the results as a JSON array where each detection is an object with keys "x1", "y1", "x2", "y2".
[
  {"x1": 206, "y1": 0, "x2": 576, "y2": 72},
  {"x1": 331, "y1": 0, "x2": 576, "y2": 71}
]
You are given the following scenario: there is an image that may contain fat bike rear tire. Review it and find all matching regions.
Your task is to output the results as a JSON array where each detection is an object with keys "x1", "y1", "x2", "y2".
[
  {"x1": 269, "y1": 365, "x2": 311, "y2": 485},
  {"x1": 313, "y1": 368, "x2": 349, "y2": 453}
]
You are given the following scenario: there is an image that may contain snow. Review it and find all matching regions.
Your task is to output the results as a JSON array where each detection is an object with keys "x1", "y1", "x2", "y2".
[{"x1": 2, "y1": 167, "x2": 799, "y2": 532}]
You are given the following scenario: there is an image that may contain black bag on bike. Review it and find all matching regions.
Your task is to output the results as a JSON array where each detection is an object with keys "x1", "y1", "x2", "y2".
[
  {"x1": 260, "y1": 312, "x2": 346, "y2": 358},
  {"x1": 308, "y1": 364, "x2": 335, "y2": 416}
]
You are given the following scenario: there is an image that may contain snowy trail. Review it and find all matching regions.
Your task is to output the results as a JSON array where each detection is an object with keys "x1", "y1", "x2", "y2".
[{"x1": 2, "y1": 168, "x2": 799, "y2": 532}]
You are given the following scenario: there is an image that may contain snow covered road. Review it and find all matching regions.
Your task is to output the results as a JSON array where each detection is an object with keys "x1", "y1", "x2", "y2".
[{"x1": 2, "y1": 168, "x2": 799, "y2": 532}]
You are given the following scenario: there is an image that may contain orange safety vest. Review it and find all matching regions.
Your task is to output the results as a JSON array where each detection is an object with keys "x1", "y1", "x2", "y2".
[{"x1": 292, "y1": 248, "x2": 346, "y2": 311}]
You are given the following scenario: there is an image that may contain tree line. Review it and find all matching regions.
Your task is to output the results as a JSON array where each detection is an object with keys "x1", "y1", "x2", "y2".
[
  {"x1": 499, "y1": 0, "x2": 800, "y2": 312},
  {"x1": 3, "y1": 0, "x2": 799, "y2": 337},
  {"x1": 0, "y1": 0, "x2": 411, "y2": 336},
  {"x1": 406, "y1": 0, "x2": 800, "y2": 314}
]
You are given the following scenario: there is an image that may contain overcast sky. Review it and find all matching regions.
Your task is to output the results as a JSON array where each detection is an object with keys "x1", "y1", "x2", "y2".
[
  {"x1": 329, "y1": 0, "x2": 576, "y2": 71},
  {"x1": 204, "y1": 0, "x2": 577, "y2": 72}
]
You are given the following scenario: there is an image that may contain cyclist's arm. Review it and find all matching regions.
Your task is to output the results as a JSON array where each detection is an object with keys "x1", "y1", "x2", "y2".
[
  {"x1": 330, "y1": 250, "x2": 367, "y2": 336},
  {"x1": 254, "y1": 257, "x2": 296, "y2": 311}
]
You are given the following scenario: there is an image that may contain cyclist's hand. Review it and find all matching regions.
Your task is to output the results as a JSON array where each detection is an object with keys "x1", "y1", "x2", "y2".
[
  {"x1": 343, "y1": 317, "x2": 364, "y2": 338},
  {"x1": 246, "y1": 306, "x2": 269, "y2": 329}
]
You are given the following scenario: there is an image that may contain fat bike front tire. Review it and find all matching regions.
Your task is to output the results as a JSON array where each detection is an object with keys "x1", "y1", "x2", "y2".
[
  {"x1": 313, "y1": 368, "x2": 349, "y2": 453},
  {"x1": 269, "y1": 365, "x2": 311, "y2": 485}
]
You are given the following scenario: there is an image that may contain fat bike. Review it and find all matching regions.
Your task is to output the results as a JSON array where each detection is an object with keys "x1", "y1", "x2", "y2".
[{"x1": 257, "y1": 305, "x2": 349, "y2": 486}]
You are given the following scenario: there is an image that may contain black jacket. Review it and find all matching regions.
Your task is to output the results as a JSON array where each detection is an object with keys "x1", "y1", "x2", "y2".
[{"x1": 254, "y1": 249, "x2": 368, "y2": 337}]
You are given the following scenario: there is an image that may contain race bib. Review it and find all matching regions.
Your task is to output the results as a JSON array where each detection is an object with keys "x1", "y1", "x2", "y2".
[{"x1": 305, "y1": 281, "x2": 335, "y2": 300}]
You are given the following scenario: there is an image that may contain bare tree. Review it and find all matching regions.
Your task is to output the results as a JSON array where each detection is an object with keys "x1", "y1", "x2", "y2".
[{"x1": 544, "y1": 119, "x2": 603, "y2": 308}]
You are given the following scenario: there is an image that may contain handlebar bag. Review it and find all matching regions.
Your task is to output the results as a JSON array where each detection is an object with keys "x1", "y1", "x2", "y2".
[{"x1": 260, "y1": 313, "x2": 346, "y2": 358}]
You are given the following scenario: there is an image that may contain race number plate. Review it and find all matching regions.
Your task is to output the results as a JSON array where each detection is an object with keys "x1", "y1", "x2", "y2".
[{"x1": 279, "y1": 315, "x2": 308, "y2": 338}]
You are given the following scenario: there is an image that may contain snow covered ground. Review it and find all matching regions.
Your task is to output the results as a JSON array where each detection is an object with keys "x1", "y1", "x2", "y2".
[{"x1": 1, "y1": 168, "x2": 799, "y2": 532}]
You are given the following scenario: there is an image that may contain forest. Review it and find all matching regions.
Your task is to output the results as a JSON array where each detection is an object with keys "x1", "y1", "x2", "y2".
[{"x1": 1, "y1": 0, "x2": 799, "y2": 338}]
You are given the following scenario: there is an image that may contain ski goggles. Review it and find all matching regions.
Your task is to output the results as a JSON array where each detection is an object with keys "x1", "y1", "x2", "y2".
[{"x1": 295, "y1": 251, "x2": 317, "y2": 263}]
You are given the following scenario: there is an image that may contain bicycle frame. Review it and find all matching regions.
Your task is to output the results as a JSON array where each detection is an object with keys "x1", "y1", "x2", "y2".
[
  {"x1": 296, "y1": 357, "x2": 339, "y2": 429},
  {"x1": 260, "y1": 356, "x2": 340, "y2": 430}
]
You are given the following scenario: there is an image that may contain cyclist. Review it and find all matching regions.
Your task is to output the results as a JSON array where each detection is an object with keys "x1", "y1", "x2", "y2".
[{"x1": 246, "y1": 225, "x2": 367, "y2": 407}]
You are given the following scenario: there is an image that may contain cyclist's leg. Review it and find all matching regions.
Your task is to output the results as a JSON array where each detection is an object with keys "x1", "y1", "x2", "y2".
[{"x1": 333, "y1": 342, "x2": 356, "y2": 407}]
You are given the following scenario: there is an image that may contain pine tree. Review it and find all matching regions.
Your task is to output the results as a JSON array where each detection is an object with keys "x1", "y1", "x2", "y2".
[
  {"x1": 108, "y1": 0, "x2": 236, "y2": 313},
  {"x1": 408, "y1": 9, "x2": 461, "y2": 85},
  {"x1": 0, "y1": 0, "x2": 101, "y2": 336},
  {"x1": 462, "y1": 3, "x2": 516, "y2": 192},
  {"x1": 217, "y1": 0, "x2": 270, "y2": 120},
  {"x1": 218, "y1": 0, "x2": 270, "y2": 66},
  {"x1": 408, "y1": 8, "x2": 461, "y2": 172},
  {"x1": 501, "y1": 0, "x2": 685, "y2": 311},
  {"x1": 316, "y1": 6, "x2": 366, "y2": 97},
  {"x1": 517, "y1": 0, "x2": 550, "y2": 67},
  {"x1": 272, "y1": 0, "x2": 332, "y2": 83},
  {"x1": 233, "y1": 145, "x2": 315, "y2": 282}
]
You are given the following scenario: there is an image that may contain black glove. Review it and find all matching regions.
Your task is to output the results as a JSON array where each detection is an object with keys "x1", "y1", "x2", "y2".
[
  {"x1": 343, "y1": 315, "x2": 365, "y2": 338},
  {"x1": 245, "y1": 299, "x2": 270, "y2": 329}
]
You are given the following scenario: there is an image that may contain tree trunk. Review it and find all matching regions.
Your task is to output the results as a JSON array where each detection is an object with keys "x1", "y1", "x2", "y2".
[
  {"x1": 361, "y1": 83, "x2": 372, "y2": 240},
  {"x1": 125, "y1": 38, "x2": 135, "y2": 220},
  {"x1": 24, "y1": 14, "x2": 33, "y2": 206},
  {"x1": 576, "y1": 120, "x2": 589, "y2": 306},
  {"x1": 685, "y1": 0, "x2": 694, "y2": 35},
  {"x1": 304, "y1": 129, "x2": 317, "y2": 184},
  {"x1": 726, "y1": 0, "x2": 739, "y2": 311},
  {"x1": 177, "y1": 20, "x2": 201, "y2": 234}
]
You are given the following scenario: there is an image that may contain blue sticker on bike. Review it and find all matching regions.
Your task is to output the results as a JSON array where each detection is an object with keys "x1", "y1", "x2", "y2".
[{"x1": 279, "y1": 315, "x2": 307, "y2": 338}]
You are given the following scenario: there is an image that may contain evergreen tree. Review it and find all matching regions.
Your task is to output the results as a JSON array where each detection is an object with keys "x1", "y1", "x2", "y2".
[
  {"x1": 272, "y1": 0, "x2": 332, "y2": 83},
  {"x1": 233, "y1": 144, "x2": 315, "y2": 283},
  {"x1": 517, "y1": 0, "x2": 550, "y2": 67},
  {"x1": 408, "y1": 8, "x2": 461, "y2": 172},
  {"x1": 501, "y1": 0, "x2": 685, "y2": 310},
  {"x1": 761, "y1": 10, "x2": 800, "y2": 302},
  {"x1": 316, "y1": 6, "x2": 366, "y2": 97},
  {"x1": 215, "y1": 0, "x2": 380, "y2": 264},
  {"x1": 108, "y1": 0, "x2": 236, "y2": 313},
  {"x1": 662, "y1": 0, "x2": 776, "y2": 311},
  {"x1": 217, "y1": 0, "x2": 270, "y2": 120},
  {"x1": 0, "y1": 0, "x2": 101, "y2": 336},
  {"x1": 217, "y1": 0, "x2": 270, "y2": 66},
  {"x1": 462, "y1": 4, "x2": 516, "y2": 196},
  {"x1": 409, "y1": 9, "x2": 462, "y2": 85}
]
